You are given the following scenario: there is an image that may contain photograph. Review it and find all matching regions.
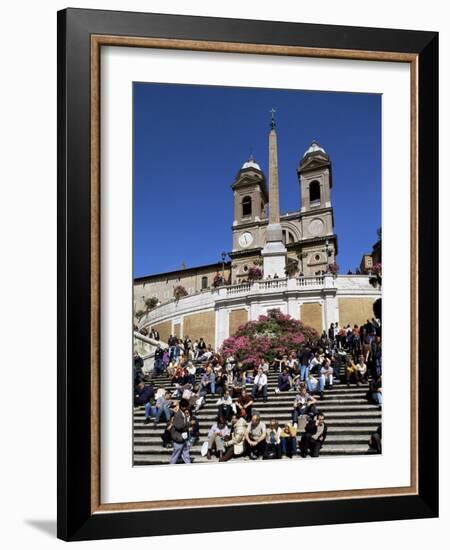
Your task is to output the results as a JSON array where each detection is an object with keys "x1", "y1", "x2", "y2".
[{"x1": 132, "y1": 83, "x2": 383, "y2": 466}]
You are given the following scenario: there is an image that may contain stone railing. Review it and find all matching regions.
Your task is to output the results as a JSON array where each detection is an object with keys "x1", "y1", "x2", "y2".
[
  {"x1": 259, "y1": 278, "x2": 288, "y2": 290},
  {"x1": 296, "y1": 275, "x2": 326, "y2": 287},
  {"x1": 134, "y1": 332, "x2": 168, "y2": 373},
  {"x1": 225, "y1": 282, "x2": 253, "y2": 296},
  {"x1": 138, "y1": 274, "x2": 379, "y2": 333}
]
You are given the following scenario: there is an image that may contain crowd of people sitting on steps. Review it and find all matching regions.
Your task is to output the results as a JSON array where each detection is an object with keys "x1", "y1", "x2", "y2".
[{"x1": 134, "y1": 317, "x2": 382, "y2": 464}]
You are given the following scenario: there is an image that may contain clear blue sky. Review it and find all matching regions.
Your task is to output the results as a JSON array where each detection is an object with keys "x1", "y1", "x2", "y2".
[{"x1": 133, "y1": 82, "x2": 381, "y2": 277}]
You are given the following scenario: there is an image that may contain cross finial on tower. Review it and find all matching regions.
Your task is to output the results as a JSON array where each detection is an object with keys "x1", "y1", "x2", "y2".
[{"x1": 270, "y1": 108, "x2": 276, "y2": 129}]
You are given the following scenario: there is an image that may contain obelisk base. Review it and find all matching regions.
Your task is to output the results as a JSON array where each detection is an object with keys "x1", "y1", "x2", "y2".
[{"x1": 261, "y1": 223, "x2": 287, "y2": 279}]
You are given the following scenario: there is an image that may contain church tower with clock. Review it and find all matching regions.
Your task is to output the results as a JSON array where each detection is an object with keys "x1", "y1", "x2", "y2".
[{"x1": 229, "y1": 119, "x2": 337, "y2": 283}]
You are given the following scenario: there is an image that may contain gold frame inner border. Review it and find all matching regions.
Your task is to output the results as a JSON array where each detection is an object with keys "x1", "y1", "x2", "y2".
[{"x1": 90, "y1": 35, "x2": 419, "y2": 514}]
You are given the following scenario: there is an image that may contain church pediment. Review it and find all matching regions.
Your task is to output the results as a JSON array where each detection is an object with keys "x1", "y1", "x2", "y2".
[{"x1": 299, "y1": 155, "x2": 330, "y2": 172}]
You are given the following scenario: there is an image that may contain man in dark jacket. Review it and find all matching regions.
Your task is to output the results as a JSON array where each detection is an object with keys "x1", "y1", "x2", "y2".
[
  {"x1": 169, "y1": 399, "x2": 192, "y2": 464},
  {"x1": 153, "y1": 345, "x2": 164, "y2": 376},
  {"x1": 134, "y1": 380, "x2": 154, "y2": 407},
  {"x1": 299, "y1": 413, "x2": 328, "y2": 457}
]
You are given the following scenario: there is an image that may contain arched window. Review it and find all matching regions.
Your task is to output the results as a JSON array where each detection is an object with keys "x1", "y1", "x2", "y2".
[
  {"x1": 201, "y1": 276, "x2": 208, "y2": 290},
  {"x1": 242, "y1": 196, "x2": 252, "y2": 217},
  {"x1": 309, "y1": 180, "x2": 321, "y2": 206}
]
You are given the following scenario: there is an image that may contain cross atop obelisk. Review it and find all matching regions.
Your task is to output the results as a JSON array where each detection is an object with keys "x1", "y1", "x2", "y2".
[
  {"x1": 261, "y1": 109, "x2": 287, "y2": 278},
  {"x1": 270, "y1": 107, "x2": 276, "y2": 129}
]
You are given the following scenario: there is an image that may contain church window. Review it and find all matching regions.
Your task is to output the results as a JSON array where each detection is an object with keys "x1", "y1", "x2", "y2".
[
  {"x1": 309, "y1": 180, "x2": 321, "y2": 206},
  {"x1": 201, "y1": 276, "x2": 208, "y2": 290},
  {"x1": 242, "y1": 196, "x2": 252, "y2": 217},
  {"x1": 315, "y1": 254, "x2": 321, "y2": 261}
]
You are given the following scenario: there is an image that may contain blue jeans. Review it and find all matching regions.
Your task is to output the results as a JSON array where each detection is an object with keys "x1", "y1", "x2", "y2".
[
  {"x1": 154, "y1": 358, "x2": 162, "y2": 376},
  {"x1": 307, "y1": 376, "x2": 325, "y2": 394},
  {"x1": 373, "y1": 392, "x2": 382, "y2": 405},
  {"x1": 280, "y1": 437, "x2": 297, "y2": 456},
  {"x1": 300, "y1": 365, "x2": 309, "y2": 381},
  {"x1": 144, "y1": 403, "x2": 156, "y2": 419},
  {"x1": 169, "y1": 441, "x2": 191, "y2": 464},
  {"x1": 155, "y1": 404, "x2": 170, "y2": 423}
]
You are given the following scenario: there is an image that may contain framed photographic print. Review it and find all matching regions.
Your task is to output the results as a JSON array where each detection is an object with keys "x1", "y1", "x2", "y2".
[{"x1": 57, "y1": 8, "x2": 439, "y2": 541}]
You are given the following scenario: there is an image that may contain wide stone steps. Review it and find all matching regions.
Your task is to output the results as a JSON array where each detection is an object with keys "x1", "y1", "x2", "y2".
[
  {"x1": 135, "y1": 365, "x2": 379, "y2": 465},
  {"x1": 133, "y1": 445, "x2": 371, "y2": 465}
]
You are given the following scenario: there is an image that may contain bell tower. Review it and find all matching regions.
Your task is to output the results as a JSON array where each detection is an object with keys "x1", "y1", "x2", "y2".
[
  {"x1": 297, "y1": 141, "x2": 337, "y2": 275},
  {"x1": 231, "y1": 156, "x2": 268, "y2": 226},
  {"x1": 298, "y1": 140, "x2": 333, "y2": 212}
]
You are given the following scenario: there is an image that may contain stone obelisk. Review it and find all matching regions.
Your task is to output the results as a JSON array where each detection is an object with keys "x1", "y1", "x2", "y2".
[{"x1": 261, "y1": 109, "x2": 287, "y2": 278}]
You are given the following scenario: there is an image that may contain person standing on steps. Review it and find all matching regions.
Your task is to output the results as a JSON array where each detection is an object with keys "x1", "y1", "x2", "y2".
[
  {"x1": 169, "y1": 399, "x2": 192, "y2": 464},
  {"x1": 153, "y1": 344, "x2": 164, "y2": 376}
]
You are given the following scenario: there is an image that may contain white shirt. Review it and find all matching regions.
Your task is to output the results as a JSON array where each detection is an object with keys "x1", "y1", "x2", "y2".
[{"x1": 254, "y1": 373, "x2": 267, "y2": 386}]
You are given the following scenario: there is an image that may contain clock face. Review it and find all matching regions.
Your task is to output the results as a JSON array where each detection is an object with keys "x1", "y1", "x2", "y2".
[{"x1": 239, "y1": 232, "x2": 253, "y2": 248}]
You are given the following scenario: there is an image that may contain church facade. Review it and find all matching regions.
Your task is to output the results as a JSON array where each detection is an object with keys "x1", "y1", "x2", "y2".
[
  {"x1": 230, "y1": 139, "x2": 337, "y2": 283},
  {"x1": 134, "y1": 118, "x2": 381, "y2": 345}
]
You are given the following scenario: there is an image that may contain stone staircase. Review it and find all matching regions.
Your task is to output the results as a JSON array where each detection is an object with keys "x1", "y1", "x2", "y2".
[{"x1": 133, "y1": 361, "x2": 381, "y2": 465}]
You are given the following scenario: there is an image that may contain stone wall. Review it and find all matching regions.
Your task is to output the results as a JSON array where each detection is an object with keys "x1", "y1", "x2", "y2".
[
  {"x1": 300, "y1": 302, "x2": 323, "y2": 334},
  {"x1": 134, "y1": 264, "x2": 232, "y2": 308},
  {"x1": 229, "y1": 308, "x2": 249, "y2": 336},
  {"x1": 338, "y1": 297, "x2": 377, "y2": 327},
  {"x1": 183, "y1": 310, "x2": 216, "y2": 349},
  {"x1": 152, "y1": 320, "x2": 172, "y2": 343}
]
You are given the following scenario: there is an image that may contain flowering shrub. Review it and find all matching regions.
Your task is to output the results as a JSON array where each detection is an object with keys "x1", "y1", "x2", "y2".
[
  {"x1": 372, "y1": 263, "x2": 382, "y2": 275},
  {"x1": 220, "y1": 308, "x2": 319, "y2": 368},
  {"x1": 173, "y1": 285, "x2": 188, "y2": 300},
  {"x1": 327, "y1": 262, "x2": 340, "y2": 275},
  {"x1": 247, "y1": 266, "x2": 263, "y2": 281}
]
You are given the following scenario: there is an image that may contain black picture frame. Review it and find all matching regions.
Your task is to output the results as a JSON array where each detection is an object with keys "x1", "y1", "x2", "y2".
[{"x1": 57, "y1": 7, "x2": 438, "y2": 541}]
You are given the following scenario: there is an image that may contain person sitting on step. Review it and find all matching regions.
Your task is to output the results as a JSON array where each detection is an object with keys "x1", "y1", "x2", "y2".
[
  {"x1": 355, "y1": 355, "x2": 368, "y2": 385},
  {"x1": 216, "y1": 389, "x2": 235, "y2": 422},
  {"x1": 299, "y1": 413, "x2": 328, "y2": 458},
  {"x1": 189, "y1": 416, "x2": 200, "y2": 447},
  {"x1": 292, "y1": 385, "x2": 317, "y2": 424},
  {"x1": 277, "y1": 367, "x2": 292, "y2": 392},
  {"x1": 251, "y1": 367, "x2": 268, "y2": 402},
  {"x1": 306, "y1": 371, "x2": 325, "y2": 400},
  {"x1": 236, "y1": 388, "x2": 254, "y2": 421},
  {"x1": 368, "y1": 425, "x2": 382, "y2": 454},
  {"x1": 200, "y1": 365, "x2": 216, "y2": 395},
  {"x1": 263, "y1": 420, "x2": 282, "y2": 459},
  {"x1": 230, "y1": 369, "x2": 246, "y2": 397},
  {"x1": 280, "y1": 422, "x2": 298, "y2": 458},
  {"x1": 152, "y1": 390, "x2": 171, "y2": 425},
  {"x1": 220, "y1": 414, "x2": 248, "y2": 462},
  {"x1": 206, "y1": 416, "x2": 230, "y2": 460},
  {"x1": 320, "y1": 357, "x2": 334, "y2": 388},
  {"x1": 244, "y1": 413, "x2": 267, "y2": 460}
]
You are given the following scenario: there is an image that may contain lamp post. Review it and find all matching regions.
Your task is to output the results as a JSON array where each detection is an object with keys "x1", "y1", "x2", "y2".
[{"x1": 221, "y1": 251, "x2": 227, "y2": 285}]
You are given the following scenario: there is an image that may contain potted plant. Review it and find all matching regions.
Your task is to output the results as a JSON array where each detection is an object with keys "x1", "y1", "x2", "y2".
[
  {"x1": 247, "y1": 266, "x2": 263, "y2": 281},
  {"x1": 173, "y1": 285, "x2": 188, "y2": 300},
  {"x1": 144, "y1": 297, "x2": 159, "y2": 311},
  {"x1": 284, "y1": 258, "x2": 299, "y2": 278},
  {"x1": 327, "y1": 262, "x2": 340, "y2": 276}
]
